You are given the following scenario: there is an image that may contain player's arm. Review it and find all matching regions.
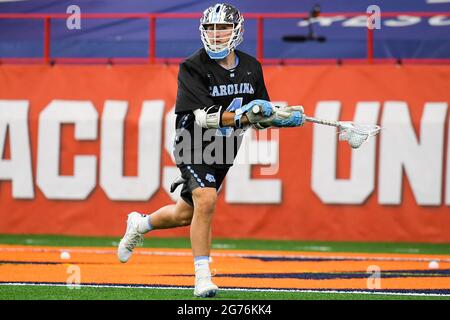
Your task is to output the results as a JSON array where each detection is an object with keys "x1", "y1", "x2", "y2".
[
  {"x1": 192, "y1": 106, "x2": 250, "y2": 128},
  {"x1": 231, "y1": 99, "x2": 305, "y2": 129},
  {"x1": 193, "y1": 100, "x2": 305, "y2": 129},
  {"x1": 193, "y1": 100, "x2": 273, "y2": 129},
  {"x1": 221, "y1": 111, "x2": 248, "y2": 127}
]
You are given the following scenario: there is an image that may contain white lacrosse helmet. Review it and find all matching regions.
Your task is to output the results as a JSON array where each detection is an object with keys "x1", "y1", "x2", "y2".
[{"x1": 199, "y1": 3, "x2": 244, "y2": 60}]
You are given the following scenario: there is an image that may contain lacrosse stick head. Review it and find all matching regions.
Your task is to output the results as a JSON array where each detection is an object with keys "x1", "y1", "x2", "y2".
[{"x1": 338, "y1": 122, "x2": 381, "y2": 149}]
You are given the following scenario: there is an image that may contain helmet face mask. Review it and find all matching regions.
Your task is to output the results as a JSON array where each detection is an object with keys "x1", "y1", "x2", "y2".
[{"x1": 199, "y1": 3, "x2": 244, "y2": 59}]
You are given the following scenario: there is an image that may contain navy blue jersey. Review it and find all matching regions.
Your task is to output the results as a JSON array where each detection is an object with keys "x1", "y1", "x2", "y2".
[{"x1": 174, "y1": 48, "x2": 270, "y2": 167}]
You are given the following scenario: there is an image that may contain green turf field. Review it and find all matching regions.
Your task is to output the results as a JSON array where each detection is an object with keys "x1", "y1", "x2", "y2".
[
  {"x1": 2, "y1": 285, "x2": 450, "y2": 300},
  {"x1": 1, "y1": 234, "x2": 450, "y2": 300}
]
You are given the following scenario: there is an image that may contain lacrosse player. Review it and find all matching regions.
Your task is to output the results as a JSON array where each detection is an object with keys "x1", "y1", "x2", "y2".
[{"x1": 117, "y1": 3, "x2": 305, "y2": 298}]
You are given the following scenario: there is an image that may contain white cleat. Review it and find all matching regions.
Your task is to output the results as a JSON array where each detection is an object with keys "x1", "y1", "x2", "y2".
[
  {"x1": 194, "y1": 277, "x2": 219, "y2": 298},
  {"x1": 117, "y1": 212, "x2": 145, "y2": 263}
]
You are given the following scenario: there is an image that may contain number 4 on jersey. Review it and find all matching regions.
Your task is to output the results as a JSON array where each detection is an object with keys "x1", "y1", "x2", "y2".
[{"x1": 216, "y1": 97, "x2": 243, "y2": 137}]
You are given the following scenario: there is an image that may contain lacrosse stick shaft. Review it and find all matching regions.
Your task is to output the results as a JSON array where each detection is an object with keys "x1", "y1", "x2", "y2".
[
  {"x1": 304, "y1": 116, "x2": 341, "y2": 128},
  {"x1": 304, "y1": 115, "x2": 381, "y2": 136},
  {"x1": 254, "y1": 105, "x2": 340, "y2": 127},
  {"x1": 275, "y1": 106, "x2": 342, "y2": 128},
  {"x1": 255, "y1": 105, "x2": 379, "y2": 135}
]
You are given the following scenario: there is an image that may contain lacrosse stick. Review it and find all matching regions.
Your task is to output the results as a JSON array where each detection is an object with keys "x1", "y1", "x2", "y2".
[
  {"x1": 251, "y1": 105, "x2": 381, "y2": 149},
  {"x1": 304, "y1": 116, "x2": 381, "y2": 149}
]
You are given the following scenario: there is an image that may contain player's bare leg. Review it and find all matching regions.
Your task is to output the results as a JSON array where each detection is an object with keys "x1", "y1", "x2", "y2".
[
  {"x1": 149, "y1": 198, "x2": 194, "y2": 229},
  {"x1": 117, "y1": 198, "x2": 193, "y2": 263},
  {"x1": 191, "y1": 187, "x2": 219, "y2": 297},
  {"x1": 191, "y1": 187, "x2": 216, "y2": 256}
]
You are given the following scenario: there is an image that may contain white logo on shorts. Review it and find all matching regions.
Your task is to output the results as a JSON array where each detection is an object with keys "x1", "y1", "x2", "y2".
[{"x1": 205, "y1": 174, "x2": 216, "y2": 183}]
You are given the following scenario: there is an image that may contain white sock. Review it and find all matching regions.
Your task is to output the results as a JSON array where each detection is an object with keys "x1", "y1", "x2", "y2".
[
  {"x1": 137, "y1": 214, "x2": 153, "y2": 234},
  {"x1": 194, "y1": 257, "x2": 211, "y2": 280}
]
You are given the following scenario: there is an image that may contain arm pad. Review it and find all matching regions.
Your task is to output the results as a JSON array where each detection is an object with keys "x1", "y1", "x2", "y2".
[{"x1": 193, "y1": 105, "x2": 224, "y2": 129}]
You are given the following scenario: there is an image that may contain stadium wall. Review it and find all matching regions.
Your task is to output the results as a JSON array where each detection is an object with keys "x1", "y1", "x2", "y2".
[{"x1": 1, "y1": 64, "x2": 449, "y2": 242}]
